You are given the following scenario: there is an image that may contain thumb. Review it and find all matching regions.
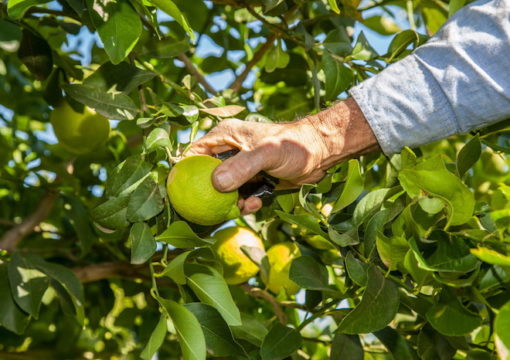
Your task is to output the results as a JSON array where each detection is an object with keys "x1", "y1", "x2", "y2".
[{"x1": 212, "y1": 149, "x2": 267, "y2": 192}]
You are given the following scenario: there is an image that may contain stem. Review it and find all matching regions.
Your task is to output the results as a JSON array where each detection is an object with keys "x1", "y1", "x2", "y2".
[{"x1": 177, "y1": 53, "x2": 217, "y2": 95}]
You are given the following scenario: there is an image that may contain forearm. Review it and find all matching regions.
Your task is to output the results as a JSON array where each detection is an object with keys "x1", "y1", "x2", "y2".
[{"x1": 302, "y1": 98, "x2": 380, "y2": 169}]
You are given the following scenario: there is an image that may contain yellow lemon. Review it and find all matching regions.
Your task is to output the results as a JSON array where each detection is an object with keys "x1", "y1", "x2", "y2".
[
  {"x1": 262, "y1": 242, "x2": 301, "y2": 295},
  {"x1": 212, "y1": 227, "x2": 265, "y2": 285},
  {"x1": 50, "y1": 101, "x2": 110, "y2": 154},
  {"x1": 167, "y1": 155, "x2": 240, "y2": 225}
]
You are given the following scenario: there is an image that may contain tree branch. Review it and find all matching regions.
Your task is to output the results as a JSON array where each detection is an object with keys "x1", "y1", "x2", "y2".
[
  {"x1": 240, "y1": 284, "x2": 287, "y2": 324},
  {"x1": 177, "y1": 53, "x2": 218, "y2": 95},
  {"x1": 72, "y1": 262, "x2": 148, "y2": 283},
  {"x1": 0, "y1": 192, "x2": 57, "y2": 252}
]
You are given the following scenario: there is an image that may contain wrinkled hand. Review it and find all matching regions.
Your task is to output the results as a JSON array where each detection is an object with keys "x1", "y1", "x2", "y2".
[{"x1": 187, "y1": 118, "x2": 329, "y2": 214}]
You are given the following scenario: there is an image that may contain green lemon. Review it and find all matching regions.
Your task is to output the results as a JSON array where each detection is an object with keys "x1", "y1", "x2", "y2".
[
  {"x1": 212, "y1": 227, "x2": 265, "y2": 285},
  {"x1": 262, "y1": 242, "x2": 301, "y2": 295},
  {"x1": 50, "y1": 101, "x2": 110, "y2": 154},
  {"x1": 167, "y1": 155, "x2": 241, "y2": 225}
]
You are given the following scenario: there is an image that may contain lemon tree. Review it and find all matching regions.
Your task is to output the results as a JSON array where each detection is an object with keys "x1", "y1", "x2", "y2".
[{"x1": 2, "y1": 1, "x2": 510, "y2": 360}]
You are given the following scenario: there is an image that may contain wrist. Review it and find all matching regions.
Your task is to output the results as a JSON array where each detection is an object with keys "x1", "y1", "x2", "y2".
[{"x1": 302, "y1": 97, "x2": 380, "y2": 169}]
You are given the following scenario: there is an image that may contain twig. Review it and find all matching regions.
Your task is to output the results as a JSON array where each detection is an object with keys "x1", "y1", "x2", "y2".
[
  {"x1": 72, "y1": 262, "x2": 148, "y2": 283},
  {"x1": 0, "y1": 192, "x2": 57, "y2": 252},
  {"x1": 230, "y1": 33, "x2": 277, "y2": 92},
  {"x1": 240, "y1": 284, "x2": 287, "y2": 324},
  {"x1": 177, "y1": 53, "x2": 217, "y2": 95}
]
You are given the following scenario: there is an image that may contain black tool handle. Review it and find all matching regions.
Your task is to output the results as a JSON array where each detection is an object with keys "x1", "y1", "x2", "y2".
[{"x1": 214, "y1": 149, "x2": 278, "y2": 199}]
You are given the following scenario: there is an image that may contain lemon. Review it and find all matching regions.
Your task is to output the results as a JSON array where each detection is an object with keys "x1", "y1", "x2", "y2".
[
  {"x1": 212, "y1": 227, "x2": 265, "y2": 285},
  {"x1": 262, "y1": 242, "x2": 301, "y2": 295},
  {"x1": 167, "y1": 155, "x2": 241, "y2": 225},
  {"x1": 50, "y1": 101, "x2": 110, "y2": 154}
]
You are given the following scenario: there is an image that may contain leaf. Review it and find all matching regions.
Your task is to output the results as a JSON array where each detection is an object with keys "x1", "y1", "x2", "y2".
[
  {"x1": 449, "y1": 0, "x2": 466, "y2": 17},
  {"x1": 87, "y1": 0, "x2": 142, "y2": 64},
  {"x1": 185, "y1": 264, "x2": 242, "y2": 326},
  {"x1": 92, "y1": 194, "x2": 130, "y2": 230},
  {"x1": 127, "y1": 175, "x2": 164, "y2": 222},
  {"x1": 426, "y1": 290, "x2": 482, "y2": 336},
  {"x1": 364, "y1": 16, "x2": 401, "y2": 35},
  {"x1": 376, "y1": 233, "x2": 408, "y2": 271},
  {"x1": 457, "y1": 136, "x2": 481, "y2": 177},
  {"x1": 345, "y1": 251, "x2": 368, "y2": 286},
  {"x1": 7, "y1": 252, "x2": 49, "y2": 319},
  {"x1": 421, "y1": 3, "x2": 447, "y2": 34},
  {"x1": 398, "y1": 156, "x2": 474, "y2": 227},
  {"x1": 0, "y1": 264, "x2": 30, "y2": 334},
  {"x1": 322, "y1": 52, "x2": 354, "y2": 101},
  {"x1": 83, "y1": 61, "x2": 156, "y2": 94},
  {"x1": 7, "y1": 0, "x2": 48, "y2": 19},
  {"x1": 375, "y1": 327, "x2": 417, "y2": 359},
  {"x1": 158, "y1": 298, "x2": 206, "y2": 360},
  {"x1": 387, "y1": 30, "x2": 428, "y2": 60},
  {"x1": 200, "y1": 105, "x2": 245, "y2": 117},
  {"x1": 328, "y1": 0, "x2": 340, "y2": 14},
  {"x1": 63, "y1": 84, "x2": 138, "y2": 120},
  {"x1": 352, "y1": 188, "x2": 392, "y2": 226},
  {"x1": 332, "y1": 160, "x2": 364, "y2": 213},
  {"x1": 140, "y1": 315, "x2": 167, "y2": 360},
  {"x1": 265, "y1": 42, "x2": 289, "y2": 73},
  {"x1": 17, "y1": 29, "x2": 53, "y2": 80},
  {"x1": 145, "y1": 128, "x2": 172, "y2": 153},
  {"x1": 156, "y1": 221, "x2": 210, "y2": 248},
  {"x1": 351, "y1": 31, "x2": 378, "y2": 61},
  {"x1": 142, "y1": 37, "x2": 190, "y2": 58},
  {"x1": 185, "y1": 303, "x2": 245, "y2": 357},
  {"x1": 231, "y1": 314, "x2": 268, "y2": 347},
  {"x1": 275, "y1": 210, "x2": 328, "y2": 238},
  {"x1": 470, "y1": 247, "x2": 510, "y2": 267},
  {"x1": 260, "y1": 322, "x2": 302, "y2": 360},
  {"x1": 149, "y1": 0, "x2": 195, "y2": 40},
  {"x1": 338, "y1": 266, "x2": 399, "y2": 334},
  {"x1": 129, "y1": 223, "x2": 157, "y2": 264},
  {"x1": 324, "y1": 29, "x2": 352, "y2": 57},
  {"x1": 65, "y1": 195, "x2": 97, "y2": 254},
  {"x1": 495, "y1": 301, "x2": 510, "y2": 360},
  {"x1": 160, "y1": 251, "x2": 191, "y2": 284},
  {"x1": 330, "y1": 334, "x2": 363, "y2": 360},
  {"x1": 106, "y1": 155, "x2": 152, "y2": 197},
  {"x1": 289, "y1": 256, "x2": 329, "y2": 290}
]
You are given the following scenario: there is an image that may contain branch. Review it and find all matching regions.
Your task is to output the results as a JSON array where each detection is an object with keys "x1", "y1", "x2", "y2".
[
  {"x1": 230, "y1": 33, "x2": 277, "y2": 92},
  {"x1": 240, "y1": 284, "x2": 287, "y2": 324},
  {"x1": 177, "y1": 53, "x2": 218, "y2": 95},
  {"x1": 0, "y1": 192, "x2": 57, "y2": 252},
  {"x1": 72, "y1": 262, "x2": 148, "y2": 283}
]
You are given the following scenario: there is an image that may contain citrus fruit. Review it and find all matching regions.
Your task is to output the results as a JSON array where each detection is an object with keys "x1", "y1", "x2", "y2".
[
  {"x1": 167, "y1": 155, "x2": 241, "y2": 225},
  {"x1": 212, "y1": 227, "x2": 265, "y2": 285},
  {"x1": 50, "y1": 101, "x2": 110, "y2": 154},
  {"x1": 262, "y1": 242, "x2": 302, "y2": 295}
]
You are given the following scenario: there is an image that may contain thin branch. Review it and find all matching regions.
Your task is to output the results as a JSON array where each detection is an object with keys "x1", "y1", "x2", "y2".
[
  {"x1": 0, "y1": 192, "x2": 57, "y2": 252},
  {"x1": 177, "y1": 53, "x2": 218, "y2": 95},
  {"x1": 72, "y1": 262, "x2": 148, "y2": 283},
  {"x1": 230, "y1": 33, "x2": 277, "y2": 92},
  {"x1": 240, "y1": 284, "x2": 287, "y2": 324}
]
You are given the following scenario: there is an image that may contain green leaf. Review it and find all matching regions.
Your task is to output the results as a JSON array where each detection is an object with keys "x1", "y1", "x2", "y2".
[
  {"x1": 65, "y1": 195, "x2": 97, "y2": 254},
  {"x1": 376, "y1": 233, "x2": 408, "y2": 271},
  {"x1": 328, "y1": 0, "x2": 340, "y2": 13},
  {"x1": 421, "y1": 3, "x2": 447, "y2": 34},
  {"x1": 145, "y1": 128, "x2": 172, "y2": 153},
  {"x1": 0, "y1": 264, "x2": 30, "y2": 334},
  {"x1": 83, "y1": 61, "x2": 156, "y2": 94},
  {"x1": 338, "y1": 266, "x2": 399, "y2": 334},
  {"x1": 7, "y1": 252, "x2": 49, "y2": 318},
  {"x1": 426, "y1": 290, "x2": 482, "y2": 336},
  {"x1": 63, "y1": 83, "x2": 138, "y2": 120},
  {"x1": 398, "y1": 156, "x2": 474, "y2": 227},
  {"x1": 87, "y1": 0, "x2": 142, "y2": 64},
  {"x1": 471, "y1": 247, "x2": 510, "y2": 267},
  {"x1": 324, "y1": 29, "x2": 352, "y2": 57},
  {"x1": 185, "y1": 264, "x2": 242, "y2": 326},
  {"x1": 332, "y1": 160, "x2": 364, "y2": 213},
  {"x1": 106, "y1": 155, "x2": 152, "y2": 197},
  {"x1": 127, "y1": 175, "x2": 164, "y2": 222},
  {"x1": 149, "y1": 0, "x2": 195, "y2": 40},
  {"x1": 345, "y1": 251, "x2": 368, "y2": 286},
  {"x1": 495, "y1": 301, "x2": 510, "y2": 360},
  {"x1": 275, "y1": 210, "x2": 328, "y2": 238},
  {"x1": 160, "y1": 251, "x2": 191, "y2": 284},
  {"x1": 17, "y1": 29, "x2": 53, "y2": 81},
  {"x1": 330, "y1": 334, "x2": 363, "y2": 360},
  {"x1": 265, "y1": 42, "x2": 289, "y2": 73},
  {"x1": 140, "y1": 315, "x2": 167, "y2": 360},
  {"x1": 231, "y1": 314, "x2": 268, "y2": 347},
  {"x1": 185, "y1": 303, "x2": 245, "y2": 357},
  {"x1": 92, "y1": 194, "x2": 130, "y2": 230},
  {"x1": 322, "y1": 52, "x2": 354, "y2": 101},
  {"x1": 7, "y1": 0, "x2": 48, "y2": 19},
  {"x1": 387, "y1": 30, "x2": 428, "y2": 60},
  {"x1": 260, "y1": 322, "x2": 302, "y2": 360},
  {"x1": 142, "y1": 37, "x2": 190, "y2": 58},
  {"x1": 351, "y1": 31, "x2": 378, "y2": 61},
  {"x1": 364, "y1": 16, "x2": 401, "y2": 35},
  {"x1": 289, "y1": 256, "x2": 330, "y2": 290},
  {"x1": 457, "y1": 136, "x2": 481, "y2": 177},
  {"x1": 158, "y1": 297, "x2": 206, "y2": 360},
  {"x1": 353, "y1": 188, "x2": 392, "y2": 226},
  {"x1": 156, "y1": 221, "x2": 210, "y2": 248},
  {"x1": 374, "y1": 327, "x2": 417, "y2": 359},
  {"x1": 129, "y1": 223, "x2": 157, "y2": 264},
  {"x1": 449, "y1": 0, "x2": 466, "y2": 17}
]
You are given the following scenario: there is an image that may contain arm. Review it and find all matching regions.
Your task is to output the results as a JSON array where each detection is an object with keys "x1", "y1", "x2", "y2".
[{"x1": 350, "y1": 0, "x2": 510, "y2": 154}]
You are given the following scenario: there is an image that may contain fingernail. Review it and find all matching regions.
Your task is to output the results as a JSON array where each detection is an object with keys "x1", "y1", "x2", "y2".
[{"x1": 214, "y1": 171, "x2": 235, "y2": 192}]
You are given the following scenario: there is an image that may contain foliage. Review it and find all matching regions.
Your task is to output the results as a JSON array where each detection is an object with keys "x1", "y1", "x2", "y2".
[{"x1": 1, "y1": 0, "x2": 510, "y2": 359}]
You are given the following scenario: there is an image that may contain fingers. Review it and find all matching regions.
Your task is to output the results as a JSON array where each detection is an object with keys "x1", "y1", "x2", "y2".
[
  {"x1": 212, "y1": 148, "x2": 268, "y2": 192},
  {"x1": 241, "y1": 196, "x2": 263, "y2": 215},
  {"x1": 186, "y1": 118, "x2": 244, "y2": 156}
]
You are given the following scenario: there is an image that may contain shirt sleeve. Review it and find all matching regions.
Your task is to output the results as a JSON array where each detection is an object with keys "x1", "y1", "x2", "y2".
[{"x1": 349, "y1": 0, "x2": 510, "y2": 155}]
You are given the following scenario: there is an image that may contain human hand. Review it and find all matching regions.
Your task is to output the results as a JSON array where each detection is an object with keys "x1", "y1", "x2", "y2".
[{"x1": 187, "y1": 98, "x2": 379, "y2": 214}]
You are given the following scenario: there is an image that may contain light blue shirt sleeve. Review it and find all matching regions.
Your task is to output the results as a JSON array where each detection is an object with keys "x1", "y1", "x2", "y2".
[{"x1": 349, "y1": 0, "x2": 510, "y2": 155}]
